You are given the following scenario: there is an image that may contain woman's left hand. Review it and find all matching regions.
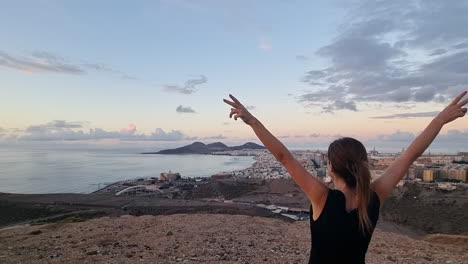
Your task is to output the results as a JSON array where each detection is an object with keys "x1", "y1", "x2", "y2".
[{"x1": 223, "y1": 94, "x2": 257, "y2": 126}]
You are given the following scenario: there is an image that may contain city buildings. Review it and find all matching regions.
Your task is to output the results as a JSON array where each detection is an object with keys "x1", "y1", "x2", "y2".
[{"x1": 222, "y1": 149, "x2": 468, "y2": 185}]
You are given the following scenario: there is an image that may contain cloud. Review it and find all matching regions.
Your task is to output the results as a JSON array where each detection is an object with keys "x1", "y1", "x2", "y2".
[
  {"x1": 83, "y1": 63, "x2": 138, "y2": 80},
  {"x1": 6, "y1": 120, "x2": 194, "y2": 142},
  {"x1": 202, "y1": 135, "x2": 227, "y2": 140},
  {"x1": 453, "y1": 42, "x2": 468, "y2": 50},
  {"x1": 370, "y1": 111, "x2": 439, "y2": 119},
  {"x1": 299, "y1": 0, "x2": 468, "y2": 112},
  {"x1": 25, "y1": 120, "x2": 85, "y2": 132},
  {"x1": 245, "y1": 105, "x2": 255, "y2": 110},
  {"x1": 377, "y1": 130, "x2": 415, "y2": 142},
  {"x1": 366, "y1": 129, "x2": 468, "y2": 152},
  {"x1": 259, "y1": 37, "x2": 272, "y2": 51},
  {"x1": 429, "y1": 49, "x2": 447, "y2": 56},
  {"x1": 0, "y1": 50, "x2": 84, "y2": 74},
  {"x1": 0, "y1": 50, "x2": 135, "y2": 79},
  {"x1": 163, "y1": 75, "x2": 207, "y2": 94},
  {"x1": 176, "y1": 105, "x2": 196, "y2": 113},
  {"x1": 145, "y1": 128, "x2": 190, "y2": 141},
  {"x1": 278, "y1": 133, "x2": 321, "y2": 139},
  {"x1": 121, "y1": 124, "x2": 137, "y2": 135},
  {"x1": 375, "y1": 129, "x2": 468, "y2": 143},
  {"x1": 296, "y1": 55, "x2": 309, "y2": 61}
]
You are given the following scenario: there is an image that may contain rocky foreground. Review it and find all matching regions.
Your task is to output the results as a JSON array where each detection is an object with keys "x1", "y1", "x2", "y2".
[{"x1": 1, "y1": 214, "x2": 467, "y2": 264}]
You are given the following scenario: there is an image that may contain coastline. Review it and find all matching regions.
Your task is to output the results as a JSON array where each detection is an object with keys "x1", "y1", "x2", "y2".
[
  {"x1": 2, "y1": 148, "x2": 467, "y2": 235},
  {"x1": 1, "y1": 150, "x2": 468, "y2": 263}
]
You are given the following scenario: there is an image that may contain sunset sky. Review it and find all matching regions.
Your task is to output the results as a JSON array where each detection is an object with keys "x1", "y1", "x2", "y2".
[{"x1": 1, "y1": 0, "x2": 467, "y2": 152}]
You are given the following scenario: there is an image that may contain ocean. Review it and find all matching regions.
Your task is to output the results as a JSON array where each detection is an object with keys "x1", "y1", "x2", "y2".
[{"x1": 0, "y1": 146, "x2": 255, "y2": 194}]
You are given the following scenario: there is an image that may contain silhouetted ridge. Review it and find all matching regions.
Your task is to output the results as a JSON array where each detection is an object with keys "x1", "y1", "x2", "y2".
[
  {"x1": 231, "y1": 142, "x2": 265, "y2": 150},
  {"x1": 141, "y1": 142, "x2": 265, "y2": 154},
  {"x1": 206, "y1": 142, "x2": 230, "y2": 151},
  {"x1": 155, "y1": 142, "x2": 210, "y2": 154}
]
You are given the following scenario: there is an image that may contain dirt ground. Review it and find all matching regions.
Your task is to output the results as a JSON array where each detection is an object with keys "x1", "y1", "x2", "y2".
[
  {"x1": 381, "y1": 183, "x2": 468, "y2": 235},
  {"x1": 1, "y1": 214, "x2": 467, "y2": 264}
]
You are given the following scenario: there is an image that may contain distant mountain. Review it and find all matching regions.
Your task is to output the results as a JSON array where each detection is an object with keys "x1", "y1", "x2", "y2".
[
  {"x1": 141, "y1": 142, "x2": 265, "y2": 154},
  {"x1": 153, "y1": 142, "x2": 211, "y2": 155},
  {"x1": 206, "y1": 142, "x2": 230, "y2": 151},
  {"x1": 230, "y1": 142, "x2": 266, "y2": 150}
]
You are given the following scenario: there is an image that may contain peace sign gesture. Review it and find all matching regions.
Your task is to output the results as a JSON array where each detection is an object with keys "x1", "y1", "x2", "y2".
[
  {"x1": 436, "y1": 91, "x2": 468, "y2": 124},
  {"x1": 223, "y1": 94, "x2": 257, "y2": 126}
]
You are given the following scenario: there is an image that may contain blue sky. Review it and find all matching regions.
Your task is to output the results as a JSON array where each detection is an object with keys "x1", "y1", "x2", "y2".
[{"x1": 1, "y1": 0, "x2": 467, "y2": 152}]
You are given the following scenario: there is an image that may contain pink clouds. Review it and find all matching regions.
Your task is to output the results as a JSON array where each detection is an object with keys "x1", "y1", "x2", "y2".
[{"x1": 121, "y1": 124, "x2": 137, "y2": 135}]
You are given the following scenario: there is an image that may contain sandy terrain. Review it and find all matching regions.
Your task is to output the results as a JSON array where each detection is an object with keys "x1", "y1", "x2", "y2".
[{"x1": 1, "y1": 214, "x2": 467, "y2": 264}]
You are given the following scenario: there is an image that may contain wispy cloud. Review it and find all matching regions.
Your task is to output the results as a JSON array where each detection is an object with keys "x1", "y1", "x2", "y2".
[
  {"x1": 25, "y1": 120, "x2": 87, "y2": 133},
  {"x1": 299, "y1": 0, "x2": 468, "y2": 112},
  {"x1": 176, "y1": 105, "x2": 196, "y2": 113},
  {"x1": 0, "y1": 50, "x2": 136, "y2": 79},
  {"x1": 296, "y1": 55, "x2": 309, "y2": 61},
  {"x1": 453, "y1": 42, "x2": 468, "y2": 50},
  {"x1": 259, "y1": 37, "x2": 272, "y2": 51},
  {"x1": 202, "y1": 135, "x2": 226, "y2": 140},
  {"x1": 370, "y1": 111, "x2": 439, "y2": 119},
  {"x1": 0, "y1": 50, "x2": 84, "y2": 74},
  {"x1": 163, "y1": 75, "x2": 207, "y2": 94},
  {"x1": 83, "y1": 63, "x2": 138, "y2": 80},
  {"x1": 278, "y1": 133, "x2": 321, "y2": 139},
  {"x1": 0, "y1": 127, "x2": 6, "y2": 138},
  {"x1": 428, "y1": 49, "x2": 447, "y2": 56}
]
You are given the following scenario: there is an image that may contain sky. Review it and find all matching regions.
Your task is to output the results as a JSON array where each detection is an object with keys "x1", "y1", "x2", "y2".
[{"x1": 1, "y1": 0, "x2": 467, "y2": 153}]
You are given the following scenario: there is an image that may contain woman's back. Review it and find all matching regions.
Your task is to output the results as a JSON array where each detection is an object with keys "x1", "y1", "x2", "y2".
[
  {"x1": 309, "y1": 189, "x2": 380, "y2": 264},
  {"x1": 224, "y1": 91, "x2": 467, "y2": 263}
]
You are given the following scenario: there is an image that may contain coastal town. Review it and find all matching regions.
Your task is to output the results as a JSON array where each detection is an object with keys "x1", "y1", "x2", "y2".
[
  {"x1": 99, "y1": 148, "x2": 468, "y2": 200},
  {"x1": 90, "y1": 147, "x2": 468, "y2": 224},
  {"x1": 215, "y1": 149, "x2": 468, "y2": 187}
]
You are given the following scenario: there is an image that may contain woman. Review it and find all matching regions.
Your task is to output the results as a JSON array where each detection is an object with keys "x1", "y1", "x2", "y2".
[{"x1": 223, "y1": 91, "x2": 467, "y2": 263}]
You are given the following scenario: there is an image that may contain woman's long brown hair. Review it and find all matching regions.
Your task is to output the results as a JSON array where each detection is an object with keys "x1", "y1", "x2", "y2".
[{"x1": 328, "y1": 137, "x2": 373, "y2": 234}]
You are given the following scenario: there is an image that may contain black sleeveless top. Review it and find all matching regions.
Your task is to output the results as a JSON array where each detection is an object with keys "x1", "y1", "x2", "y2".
[{"x1": 309, "y1": 189, "x2": 380, "y2": 264}]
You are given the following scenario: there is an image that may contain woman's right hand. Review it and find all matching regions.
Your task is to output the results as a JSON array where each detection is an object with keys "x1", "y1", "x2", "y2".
[{"x1": 435, "y1": 91, "x2": 467, "y2": 125}]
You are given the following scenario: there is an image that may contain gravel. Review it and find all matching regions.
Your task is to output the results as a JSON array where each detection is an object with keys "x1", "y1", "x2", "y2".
[{"x1": 1, "y1": 214, "x2": 467, "y2": 263}]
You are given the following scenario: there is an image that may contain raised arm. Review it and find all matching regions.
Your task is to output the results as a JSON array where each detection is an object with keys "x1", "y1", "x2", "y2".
[
  {"x1": 372, "y1": 91, "x2": 468, "y2": 202},
  {"x1": 223, "y1": 94, "x2": 328, "y2": 206}
]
